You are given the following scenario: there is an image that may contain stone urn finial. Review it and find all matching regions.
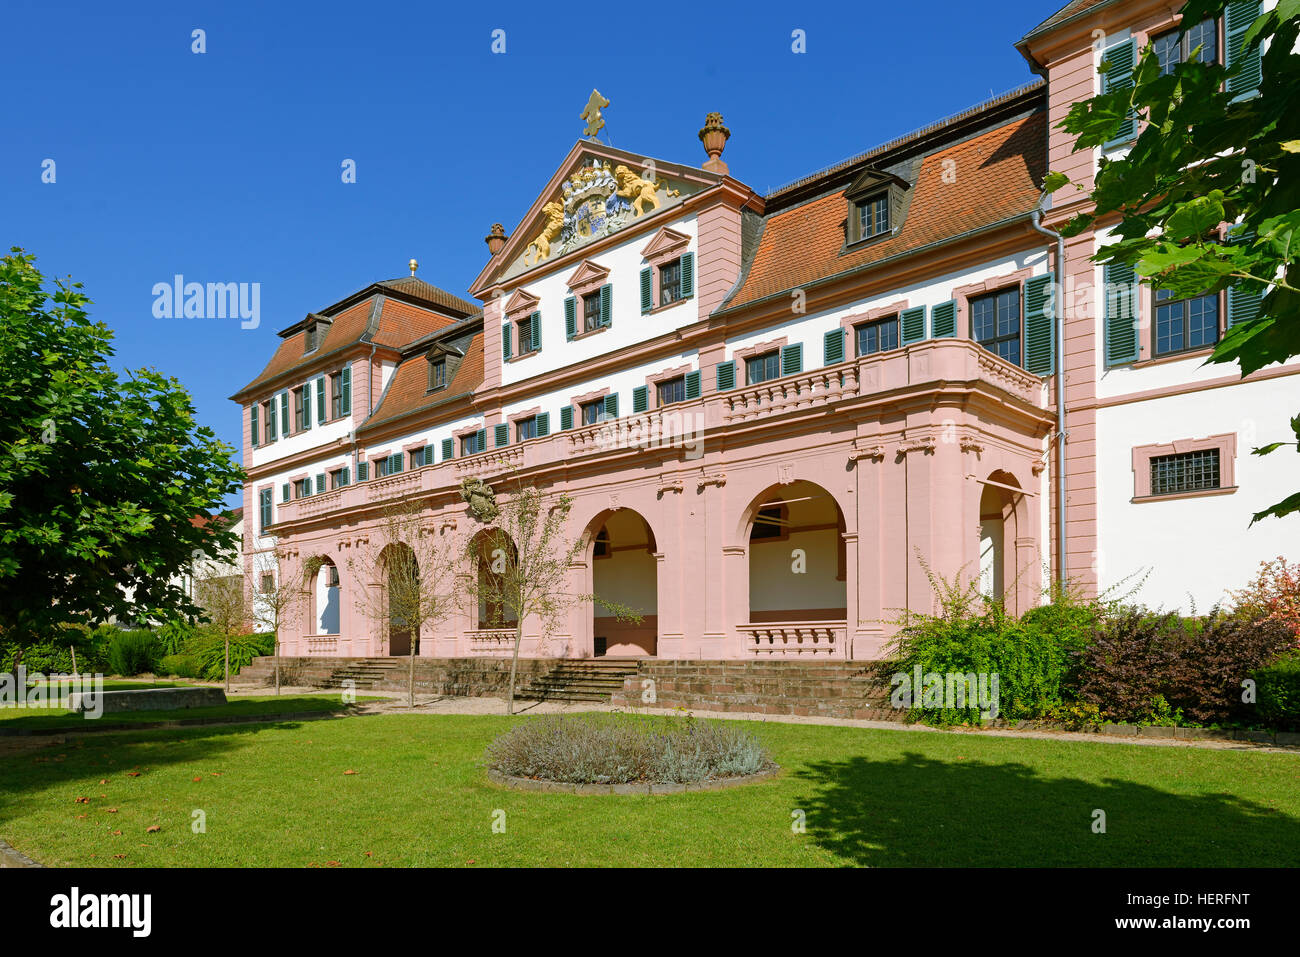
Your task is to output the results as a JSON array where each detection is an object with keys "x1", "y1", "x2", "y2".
[
  {"x1": 699, "y1": 112, "x2": 731, "y2": 175},
  {"x1": 485, "y1": 223, "x2": 508, "y2": 256}
]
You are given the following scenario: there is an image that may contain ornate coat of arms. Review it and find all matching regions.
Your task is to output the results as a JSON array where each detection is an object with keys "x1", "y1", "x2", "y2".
[{"x1": 525, "y1": 160, "x2": 681, "y2": 266}]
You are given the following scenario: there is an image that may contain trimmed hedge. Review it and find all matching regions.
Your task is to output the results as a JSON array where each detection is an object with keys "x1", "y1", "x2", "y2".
[{"x1": 1253, "y1": 651, "x2": 1300, "y2": 732}]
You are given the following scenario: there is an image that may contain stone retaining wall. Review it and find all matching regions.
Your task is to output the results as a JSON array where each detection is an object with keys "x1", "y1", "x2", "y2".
[{"x1": 238, "y1": 657, "x2": 560, "y2": 697}]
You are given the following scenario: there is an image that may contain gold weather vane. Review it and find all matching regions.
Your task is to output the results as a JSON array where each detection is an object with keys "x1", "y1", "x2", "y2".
[{"x1": 580, "y1": 89, "x2": 609, "y2": 139}]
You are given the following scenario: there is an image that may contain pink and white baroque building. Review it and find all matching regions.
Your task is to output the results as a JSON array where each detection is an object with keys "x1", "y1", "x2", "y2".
[{"x1": 232, "y1": 0, "x2": 1295, "y2": 663}]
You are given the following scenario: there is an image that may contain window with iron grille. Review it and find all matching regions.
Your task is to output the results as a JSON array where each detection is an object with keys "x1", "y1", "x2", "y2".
[
  {"x1": 660, "y1": 259, "x2": 683, "y2": 306},
  {"x1": 745, "y1": 351, "x2": 780, "y2": 385},
  {"x1": 1150, "y1": 448, "x2": 1221, "y2": 495},
  {"x1": 971, "y1": 287, "x2": 1022, "y2": 367},
  {"x1": 1154, "y1": 287, "x2": 1219, "y2": 356},
  {"x1": 657, "y1": 376, "x2": 686, "y2": 406},
  {"x1": 855, "y1": 316, "x2": 899, "y2": 356}
]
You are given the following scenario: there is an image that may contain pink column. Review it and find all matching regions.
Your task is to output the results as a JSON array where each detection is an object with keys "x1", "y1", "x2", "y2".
[{"x1": 721, "y1": 544, "x2": 748, "y2": 658}]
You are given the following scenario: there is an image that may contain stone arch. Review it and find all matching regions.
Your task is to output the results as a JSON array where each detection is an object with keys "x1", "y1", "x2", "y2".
[
  {"x1": 577, "y1": 507, "x2": 660, "y2": 657},
  {"x1": 977, "y1": 469, "x2": 1036, "y2": 615},
  {"x1": 305, "y1": 554, "x2": 341, "y2": 637},
  {"x1": 467, "y1": 527, "x2": 518, "y2": 630},
  {"x1": 377, "y1": 541, "x2": 419, "y2": 656},
  {"x1": 738, "y1": 480, "x2": 849, "y2": 629}
]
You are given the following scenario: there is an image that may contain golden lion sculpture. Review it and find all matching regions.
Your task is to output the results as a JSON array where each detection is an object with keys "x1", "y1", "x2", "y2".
[
  {"x1": 614, "y1": 165, "x2": 663, "y2": 217},
  {"x1": 526, "y1": 201, "x2": 565, "y2": 265}
]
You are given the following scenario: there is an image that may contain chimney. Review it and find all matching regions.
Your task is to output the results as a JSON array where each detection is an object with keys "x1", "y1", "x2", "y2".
[
  {"x1": 699, "y1": 112, "x2": 731, "y2": 175},
  {"x1": 408, "y1": 258, "x2": 419, "y2": 276},
  {"x1": 485, "y1": 223, "x2": 508, "y2": 256}
]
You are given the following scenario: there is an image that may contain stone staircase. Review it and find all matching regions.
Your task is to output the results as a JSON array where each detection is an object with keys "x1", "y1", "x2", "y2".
[
  {"x1": 518, "y1": 658, "x2": 643, "y2": 703},
  {"x1": 318, "y1": 660, "x2": 406, "y2": 690}
]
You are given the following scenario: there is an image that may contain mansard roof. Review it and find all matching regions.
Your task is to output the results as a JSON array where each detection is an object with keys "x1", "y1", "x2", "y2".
[
  {"x1": 231, "y1": 276, "x2": 478, "y2": 400},
  {"x1": 720, "y1": 84, "x2": 1046, "y2": 312},
  {"x1": 359, "y1": 325, "x2": 485, "y2": 435}
]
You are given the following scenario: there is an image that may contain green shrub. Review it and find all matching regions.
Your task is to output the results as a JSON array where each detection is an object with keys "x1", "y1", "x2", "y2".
[
  {"x1": 1077, "y1": 609, "x2": 1297, "y2": 726},
  {"x1": 487, "y1": 713, "x2": 773, "y2": 785},
  {"x1": 884, "y1": 571, "x2": 1102, "y2": 725},
  {"x1": 158, "y1": 654, "x2": 202, "y2": 679},
  {"x1": 1253, "y1": 651, "x2": 1300, "y2": 731},
  {"x1": 107, "y1": 629, "x2": 162, "y2": 676},
  {"x1": 187, "y1": 631, "x2": 275, "y2": 681},
  {"x1": 155, "y1": 619, "x2": 198, "y2": 656}
]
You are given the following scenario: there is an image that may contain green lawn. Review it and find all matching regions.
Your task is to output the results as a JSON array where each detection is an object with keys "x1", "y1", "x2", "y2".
[
  {"x1": 0, "y1": 694, "x2": 369, "y2": 731},
  {"x1": 1, "y1": 713, "x2": 1297, "y2": 867}
]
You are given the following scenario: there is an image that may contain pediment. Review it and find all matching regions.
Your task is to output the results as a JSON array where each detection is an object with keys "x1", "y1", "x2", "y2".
[
  {"x1": 471, "y1": 141, "x2": 724, "y2": 295},
  {"x1": 504, "y1": 287, "x2": 541, "y2": 316},
  {"x1": 640, "y1": 226, "x2": 691, "y2": 261},
  {"x1": 564, "y1": 259, "x2": 611, "y2": 292},
  {"x1": 846, "y1": 167, "x2": 910, "y2": 198}
]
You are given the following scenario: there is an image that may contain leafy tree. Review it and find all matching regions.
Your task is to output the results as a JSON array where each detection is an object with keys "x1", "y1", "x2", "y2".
[
  {"x1": 0, "y1": 249, "x2": 245, "y2": 665},
  {"x1": 1048, "y1": 1, "x2": 1300, "y2": 522},
  {"x1": 463, "y1": 473, "x2": 639, "y2": 715}
]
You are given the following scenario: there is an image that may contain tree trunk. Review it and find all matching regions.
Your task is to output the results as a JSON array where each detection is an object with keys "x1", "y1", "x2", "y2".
[
  {"x1": 506, "y1": 623, "x2": 523, "y2": 716},
  {"x1": 274, "y1": 634, "x2": 281, "y2": 696},
  {"x1": 224, "y1": 636, "x2": 230, "y2": 693},
  {"x1": 409, "y1": 642, "x2": 416, "y2": 709},
  {"x1": 70, "y1": 645, "x2": 78, "y2": 677}
]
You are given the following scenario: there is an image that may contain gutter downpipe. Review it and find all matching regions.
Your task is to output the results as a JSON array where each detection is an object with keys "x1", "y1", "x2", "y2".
[{"x1": 1030, "y1": 201, "x2": 1067, "y2": 591}]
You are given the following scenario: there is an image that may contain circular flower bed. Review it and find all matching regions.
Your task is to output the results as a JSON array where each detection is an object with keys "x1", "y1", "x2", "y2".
[{"x1": 486, "y1": 713, "x2": 777, "y2": 792}]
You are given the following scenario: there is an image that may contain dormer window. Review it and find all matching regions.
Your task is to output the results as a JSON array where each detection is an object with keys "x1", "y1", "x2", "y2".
[
  {"x1": 304, "y1": 323, "x2": 318, "y2": 354},
  {"x1": 855, "y1": 193, "x2": 890, "y2": 241},
  {"x1": 429, "y1": 358, "x2": 447, "y2": 392},
  {"x1": 845, "y1": 167, "x2": 909, "y2": 246}
]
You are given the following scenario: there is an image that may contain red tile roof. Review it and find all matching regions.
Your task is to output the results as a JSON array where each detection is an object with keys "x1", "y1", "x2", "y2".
[
  {"x1": 724, "y1": 109, "x2": 1046, "y2": 310},
  {"x1": 360, "y1": 332, "x2": 484, "y2": 433},
  {"x1": 1023, "y1": 0, "x2": 1117, "y2": 40}
]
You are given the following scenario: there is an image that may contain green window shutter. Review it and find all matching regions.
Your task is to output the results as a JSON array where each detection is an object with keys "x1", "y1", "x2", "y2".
[
  {"x1": 599, "y1": 283, "x2": 612, "y2": 327},
  {"x1": 302, "y1": 386, "x2": 312, "y2": 429},
  {"x1": 281, "y1": 483, "x2": 290, "y2": 502},
  {"x1": 901, "y1": 306, "x2": 927, "y2": 345},
  {"x1": 502, "y1": 322, "x2": 512, "y2": 361},
  {"x1": 684, "y1": 370, "x2": 701, "y2": 400},
  {"x1": 426, "y1": 444, "x2": 436, "y2": 465},
  {"x1": 823, "y1": 328, "x2": 845, "y2": 365},
  {"x1": 1227, "y1": 280, "x2": 1262, "y2": 328},
  {"x1": 340, "y1": 365, "x2": 351, "y2": 414},
  {"x1": 250, "y1": 404, "x2": 259, "y2": 446},
  {"x1": 260, "y1": 490, "x2": 272, "y2": 532},
  {"x1": 780, "y1": 343, "x2": 803, "y2": 376},
  {"x1": 715, "y1": 360, "x2": 735, "y2": 391},
  {"x1": 560, "y1": 404, "x2": 574, "y2": 430},
  {"x1": 476, "y1": 428, "x2": 487, "y2": 452},
  {"x1": 564, "y1": 296, "x2": 577, "y2": 339},
  {"x1": 316, "y1": 377, "x2": 326, "y2": 422},
  {"x1": 632, "y1": 385, "x2": 649, "y2": 413},
  {"x1": 495, "y1": 423, "x2": 509, "y2": 447},
  {"x1": 341, "y1": 466, "x2": 350, "y2": 486},
  {"x1": 1103, "y1": 262, "x2": 1139, "y2": 365},
  {"x1": 315, "y1": 473, "x2": 326, "y2": 495},
  {"x1": 1226, "y1": 1, "x2": 1263, "y2": 100},
  {"x1": 356, "y1": 462, "x2": 369, "y2": 481},
  {"x1": 530, "y1": 311, "x2": 541, "y2": 352},
  {"x1": 930, "y1": 300, "x2": 957, "y2": 338},
  {"x1": 640, "y1": 267, "x2": 653, "y2": 313},
  {"x1": 1024, "y1": 272, "x2": 1056, "y2": 376},
  {"x1": 1101, "y1": 38, "x2": 1137, "y2": 148},
  {"x1": 680, "y1": 251, "x2": 695, "y2": 299},
  {"x1": 604, "y1": 393, "x2": 619, "y2": 419},
  {"x1": 441, "y1": 438, "x2": 453, "y2": 461},
  {"x1": 280, "y1": 392, "x2": 289, "y2": 435},
  {"x1": 535, "y1": 412, "x2": 550, "y2": 437},
  {"x1": 390, "y1": 452, "x2": 403, "y2": 474}
]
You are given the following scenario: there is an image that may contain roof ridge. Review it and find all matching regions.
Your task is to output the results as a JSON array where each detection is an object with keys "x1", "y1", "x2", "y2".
[{"x1": 764, "y1": 80, "x2": 1045, "y2": 200}]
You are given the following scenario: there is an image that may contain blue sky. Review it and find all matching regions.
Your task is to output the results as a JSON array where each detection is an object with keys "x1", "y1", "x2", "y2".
[{"x1": 1, "y1": 0, "x2": 1058, "y2": 506}]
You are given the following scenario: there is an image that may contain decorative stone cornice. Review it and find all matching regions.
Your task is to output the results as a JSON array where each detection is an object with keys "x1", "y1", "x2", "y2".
[
  {"x1": 959, "y1": 434, "x2": 985, "y2": 455},
  {"x1": 657, "y1": 476, "x2": 685, "y2": 496},
  {"x1": 697, "y1": 473, "x2": 727, "y2": 491},
  {"x1": 897, "y1": 439, "x2": 937, "y2": 456},
  {"x1": 848, "y1": 443, "x2": 886, "y2": 463}
]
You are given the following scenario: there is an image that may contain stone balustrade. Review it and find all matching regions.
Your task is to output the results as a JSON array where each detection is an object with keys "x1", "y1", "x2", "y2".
[
  {"x1": 466, "y1": 628, "x2": 517, "y2": 656},
  {"x1": 740, "y1": 620, "x2": 847, "y2": 657}
]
